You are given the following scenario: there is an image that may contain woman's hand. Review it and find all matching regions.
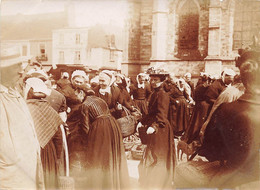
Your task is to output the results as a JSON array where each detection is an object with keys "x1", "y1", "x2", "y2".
[
  {"x1": 136, "y1": 122, "x2": 142, "y2": 132},
  {"x1": 116, "y1": 103, "x2": 123, "y2": 110},
  {"x1": 146, "y1": 127, "x2": 155, "y2": 134}
]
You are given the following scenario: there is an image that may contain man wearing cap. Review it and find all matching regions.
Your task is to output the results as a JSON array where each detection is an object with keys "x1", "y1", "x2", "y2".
[{"x1": 0, "y1": 46, "x2": 44, "y2": 189}]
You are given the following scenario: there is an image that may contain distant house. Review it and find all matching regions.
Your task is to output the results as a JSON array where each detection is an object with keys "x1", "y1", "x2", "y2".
[
  {"x1": 52, "y1": 24, "x2": 123, "y2": 71},
  {"x1": 52, "y1": 28, "x2": 88, "y2": 66},
  {"x1": 0, "y1": 11, "x2": 69, "y2": 66}
]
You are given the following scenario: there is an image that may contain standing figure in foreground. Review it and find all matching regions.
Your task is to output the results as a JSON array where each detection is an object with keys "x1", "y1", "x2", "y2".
[
  {"x1": 138, "y1": 68, "x2": 175, "y2": 189},
  {"x1": 0, "y1": 46, "x2": 44, "y2": 189},
  {"x1": 25, "y1": 78, "x2": 64, "y2": 190},
  {"x1": 80, "y1": 95, "x2": 130, "y2": 189}
]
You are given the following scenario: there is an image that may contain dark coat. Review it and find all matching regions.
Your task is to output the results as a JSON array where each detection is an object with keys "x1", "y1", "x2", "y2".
[
  {"x1": 130, "y1": 83, "x2": 152, "y2": 100},
  {"x1": 205, "y1": 79, "x2": 226, "y2": 106},
  {"x1": 139, "y1": 86, "x2": 175, "y2": 189},
  {"x1": 94, "y1": 85, "x2": 124, "y2": 118},
  {"x1": 45, "y1": 89, "x2": 67, "y2": 113},
  {"x1": 199, "y1": 92, "x2": 260, "y2": 187},
  {"x1": 184, "y1": 84, "x2": 210, "y2": 143},
  {"x1": 130, "y1": 83, "x2": 152, "y2": 116},
  {"x1": 167, "y1": 84, "x2": 190, "y2": 135}
]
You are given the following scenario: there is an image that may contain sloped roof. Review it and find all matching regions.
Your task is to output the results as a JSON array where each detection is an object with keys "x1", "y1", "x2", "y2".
[
  {"x1": 1, "y1": 11, "x2": 68, "y2": 40},
  {"x1": 88, "y1": 24, "x2": 124, "y2": 50}
]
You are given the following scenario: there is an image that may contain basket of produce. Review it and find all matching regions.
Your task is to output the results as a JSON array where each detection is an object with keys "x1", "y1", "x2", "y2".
[
  {"x1": 123, "y1": 136, "x2": 135, "y2": 151},
  {"x1": 131, "y1": 144, "x2": 145, "y2": 160}
]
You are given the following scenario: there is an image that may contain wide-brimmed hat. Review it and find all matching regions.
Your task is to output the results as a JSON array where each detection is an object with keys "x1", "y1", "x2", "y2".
[
  {"x1": 146, "y1": 66, "x2": 169, "y2": 79},
  {"x1": 0, "y1": 45, "x2": 25, "y2": 68}
]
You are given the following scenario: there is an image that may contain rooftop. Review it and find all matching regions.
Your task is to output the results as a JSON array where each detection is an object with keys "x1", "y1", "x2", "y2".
[{"x1": 1, "y1": 11, "x2": 68, "y2": 41}]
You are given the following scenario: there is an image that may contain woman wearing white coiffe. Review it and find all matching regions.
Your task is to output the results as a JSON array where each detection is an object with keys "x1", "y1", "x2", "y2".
[
  {"x1": 0, "y1": 46, "x2": 44, "y2": 189},
  {"x1": 93, "y1": 70, "x2": 124, "y2": 119}
]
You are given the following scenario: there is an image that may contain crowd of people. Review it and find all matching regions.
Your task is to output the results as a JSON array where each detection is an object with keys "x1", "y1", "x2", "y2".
[{"x1": 1, "y1": 42, "x2": 259, "y2": 190}]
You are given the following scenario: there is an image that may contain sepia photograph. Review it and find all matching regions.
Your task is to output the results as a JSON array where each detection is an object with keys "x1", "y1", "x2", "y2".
[{"x1": 0, "y1": 0, "x2": 260, "y2": 189}]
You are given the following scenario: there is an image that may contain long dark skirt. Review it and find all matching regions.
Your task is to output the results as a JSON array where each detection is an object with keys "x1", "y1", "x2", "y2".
[
  {"x1": 183, "y1": 101, "x2": 210, "y2": 143},
  {"x1": 138, "y1": 123, "x2": 175, "y2": 189},
  {"x1": 68, "y1": 127, "x2": 88, "y2": 179},
  {"x1": 168, "y1": 98, "x2": 190, "y2": 136},
  {"x1": 41, "y1": 140, "x2": 59, "y2": 190},
  {"x1": 133, "y1": 99, "x2": 149, "y2": 116},
  {"x1": 85, "y1": 116, "x2": 130, "y2": 189}
]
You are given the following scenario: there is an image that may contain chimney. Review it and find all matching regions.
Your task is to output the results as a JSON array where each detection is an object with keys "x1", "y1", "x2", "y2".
[{"x1": 65, "y1": 0, "x2": 75, "y2": 27}]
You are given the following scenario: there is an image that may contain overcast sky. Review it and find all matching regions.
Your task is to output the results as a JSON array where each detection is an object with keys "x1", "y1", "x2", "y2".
[{"x1": 0, "y1": 0, "x2": 128, "y2": 27}]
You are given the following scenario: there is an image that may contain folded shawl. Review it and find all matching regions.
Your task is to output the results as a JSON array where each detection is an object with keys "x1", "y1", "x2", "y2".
[{"x1": 27, "y1": 99, "x2": 63, "y2": 148}]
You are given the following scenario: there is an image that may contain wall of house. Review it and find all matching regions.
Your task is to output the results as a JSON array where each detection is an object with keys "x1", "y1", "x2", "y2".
[
  {"x1": 52, "y1": 28, "x2": 88, "y2": 65},
  {"x1": 1, "y1": 39, "x2": 52, "y2": 65},
  {"x1": 30, "y1": 39, "x2": 52, "y2": 64}
]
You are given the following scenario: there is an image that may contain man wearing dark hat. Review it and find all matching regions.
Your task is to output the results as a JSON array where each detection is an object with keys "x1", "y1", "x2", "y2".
[{"x1": 0, "y1": 45, "x2": 44, "y2": 189}]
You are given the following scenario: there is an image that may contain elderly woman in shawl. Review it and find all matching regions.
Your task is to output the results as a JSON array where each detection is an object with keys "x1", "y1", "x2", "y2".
[
  {"x1": 0, "y1": 46, "x2": 44, "y2": 189},
  {"x1": 25, "y1": 77, "x2": 64, "y2": 190}
]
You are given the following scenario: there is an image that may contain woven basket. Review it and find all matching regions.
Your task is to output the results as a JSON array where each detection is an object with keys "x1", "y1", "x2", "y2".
[
  {"x1": 123, "y1": 141, "x2": 135, "y2": 151},
  {"x1": 117, "y1": 107, "x2": 136, "y2": 137},
  {"x1": 131, "y1": 144, "x2": 145, "y2": 160}
]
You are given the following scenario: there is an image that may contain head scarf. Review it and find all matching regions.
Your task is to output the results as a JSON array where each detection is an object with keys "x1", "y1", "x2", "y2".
[
  {"x1": 24, "y1": 77, "x2": 51, "y2": 99},
  {"x1": 221, "y1": 68, "x2": 236, "y2": 84},
  {"x1": 98, "y1": 70, "x2": 115, "y2": 95},
  {"x1": 136, "y1": 73, "x2": 146, "y2": 88},
  {"x1": 71, "y1": 70, "x2": 88, "y2": 81}
]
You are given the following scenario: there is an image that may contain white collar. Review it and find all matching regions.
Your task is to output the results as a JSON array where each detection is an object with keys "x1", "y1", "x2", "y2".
[
  {"x1": 138, "y1": 83, "x2": 145, "y2": 89},
  {"x1": 99, "y1": 86, "x2": 111, "y2": 95}
]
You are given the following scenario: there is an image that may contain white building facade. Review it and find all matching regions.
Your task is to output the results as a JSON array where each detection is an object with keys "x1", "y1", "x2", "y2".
[
  {"x1": 53, "y1": 27, "x2": 123, "y2": 71},
  {"x1": 52, "y1": 28, "x2": 88, "y2": 65}
]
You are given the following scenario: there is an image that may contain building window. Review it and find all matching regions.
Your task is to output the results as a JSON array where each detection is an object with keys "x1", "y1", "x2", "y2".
[
  {"x1": 22, "y1": 45, "x2": 27, "y2": 56},
  {"x1": 75, "y1": 51, "x2": 81, "y2": 63},
  {"x1": 37, "y1": 43, "x2": 48, "y2": 61},
  {"x1": 76, "y1": 34, "x2": 80, "y2": 44},
  {"x1": 178, "y1": 1, "x2": 199, "y2": 50},
  {"x1": 39, "y1": 44, "x2": 46, "y2": 57},
  {"x1": 60, "y1": 33, "x2": 64, "y2": 45},
  {"x1": 233, "y1": 0, "x2": 260, "y2": 50},
  {"x1": 59, "y1": 51, "x2": 64, "y2": 63}
]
